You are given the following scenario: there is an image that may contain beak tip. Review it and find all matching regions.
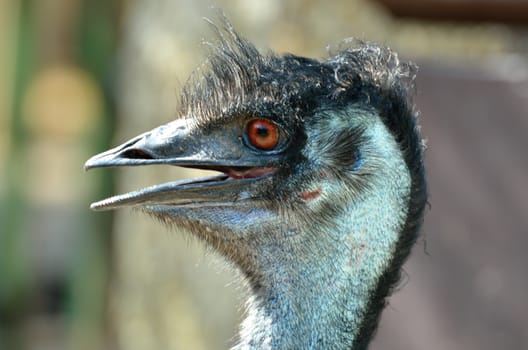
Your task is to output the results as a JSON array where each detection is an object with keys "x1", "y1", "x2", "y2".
[
  {"x1": 90, "y1": 200, "x2": 110, "y2": 211},
  {"x1": 89, "y1": 203, "x2": 100, "y2": 211},
  {"x1": 84, "y1": 152, "x2": 118, "y2": 171},
  {"x1": 84, "y1": 153, "x2": 105, "y2": 171},
  {"x1": 83, "y1": 163, "x2": 93, "y2": 172}
]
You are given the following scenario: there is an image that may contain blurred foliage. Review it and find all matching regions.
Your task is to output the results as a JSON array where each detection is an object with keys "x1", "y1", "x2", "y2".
[{"x1": 1, "y1": 0, "x2": 120, "y2": 349}]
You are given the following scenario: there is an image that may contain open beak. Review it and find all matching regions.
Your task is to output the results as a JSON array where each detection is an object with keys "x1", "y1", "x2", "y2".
[{"x1": 84, "y1": 119, "x2": 278, "y2": 211}]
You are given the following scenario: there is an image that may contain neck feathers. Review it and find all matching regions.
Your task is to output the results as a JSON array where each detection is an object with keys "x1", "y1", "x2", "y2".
[{"x1": 233, "y1": 113, "x2": 415, "y2": 349}]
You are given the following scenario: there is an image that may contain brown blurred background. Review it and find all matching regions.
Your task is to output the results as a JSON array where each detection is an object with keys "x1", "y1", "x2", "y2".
[{"x1": 1, "y1": 0, "x2": 527, "y2": 349}]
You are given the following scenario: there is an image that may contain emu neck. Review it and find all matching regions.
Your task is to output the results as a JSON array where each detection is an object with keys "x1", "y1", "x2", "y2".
[
  {"x1": 233, "y1": 117, "x2": 411, "y2": 350},
  {"x1": 235, "y1": 183, "x2": 410, "y2": 349},
  {"x1": 235, "y1": 240, "x2": 367, "y2": 350}
]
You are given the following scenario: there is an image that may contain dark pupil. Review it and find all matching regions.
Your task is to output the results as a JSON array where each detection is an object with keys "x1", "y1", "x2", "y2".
[{"x1": 256, "y1": 125, "x2": 269, "y2": 137}]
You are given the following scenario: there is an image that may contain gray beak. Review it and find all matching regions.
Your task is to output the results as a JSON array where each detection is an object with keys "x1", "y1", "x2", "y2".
[{"x1": 85, "y1": 119, "x2": 278, "y2": 211}]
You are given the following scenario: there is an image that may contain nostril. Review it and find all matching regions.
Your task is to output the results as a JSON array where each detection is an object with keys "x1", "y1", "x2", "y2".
[{"x1": 121, "y1": 148, "x2": 154, "y2": 160}]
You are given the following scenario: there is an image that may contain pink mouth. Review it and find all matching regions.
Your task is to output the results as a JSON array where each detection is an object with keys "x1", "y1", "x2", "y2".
[{"x1": 226, "y1": 167, "x2": 277, "y2": 179}]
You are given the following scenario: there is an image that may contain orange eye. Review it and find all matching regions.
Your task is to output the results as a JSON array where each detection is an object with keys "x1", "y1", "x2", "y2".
[{"x1": 246, "y1": 119, "x2": 279, "y2": 151}]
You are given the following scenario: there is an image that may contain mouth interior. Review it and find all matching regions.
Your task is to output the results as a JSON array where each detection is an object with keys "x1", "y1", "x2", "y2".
[
  {"x1": 90, "y1": 165, "x2": 277, "y2": 210},
  {"x1": 199, "y1": 166, "x2": 277, "y2": 180}
]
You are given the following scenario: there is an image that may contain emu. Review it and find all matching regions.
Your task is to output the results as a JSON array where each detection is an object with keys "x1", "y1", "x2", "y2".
[{"x1": 85, "y1": 22, "x2": 427, "y2": 350}]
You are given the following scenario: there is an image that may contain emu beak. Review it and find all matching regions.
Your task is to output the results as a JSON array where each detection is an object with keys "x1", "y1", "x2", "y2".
[{"x1": 85, "y1": 118, "x2": 278, "y2": 211}]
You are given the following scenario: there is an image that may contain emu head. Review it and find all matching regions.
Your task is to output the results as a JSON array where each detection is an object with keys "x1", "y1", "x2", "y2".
[{"x1": 85, "y1": 22, "x2": 426, "y2": 349}]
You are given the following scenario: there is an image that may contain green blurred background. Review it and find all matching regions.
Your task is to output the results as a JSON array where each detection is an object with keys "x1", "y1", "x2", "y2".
[{"x1": 1, "y1": 0, "x2": 527, "y2": 349}]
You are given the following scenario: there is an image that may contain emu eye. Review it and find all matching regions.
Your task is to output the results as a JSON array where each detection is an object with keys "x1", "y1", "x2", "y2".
[{"x1": 245, "y1": 119, "x2": 279, "y2": 151}]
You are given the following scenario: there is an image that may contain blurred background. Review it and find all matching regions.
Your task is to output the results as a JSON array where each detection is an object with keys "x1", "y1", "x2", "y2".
[{"x1": 1, "y1": 0, "x2": 527, "y2": 349}]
